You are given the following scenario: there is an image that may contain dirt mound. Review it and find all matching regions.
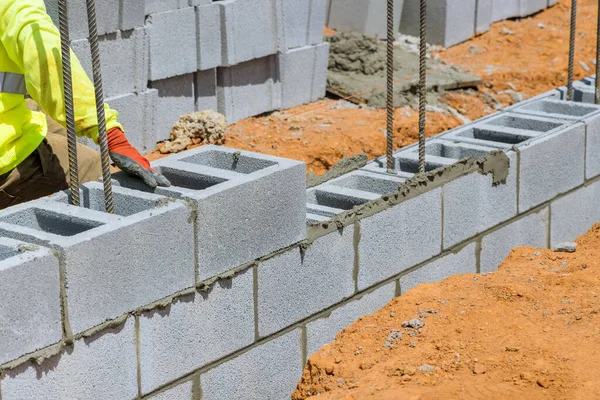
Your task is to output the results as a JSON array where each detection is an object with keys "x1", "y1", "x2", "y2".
[
  {"x1": 293, "y1": 224, "x2": 600, "y2": 399},
  {"x1": 157, "y1": 110, "x2": 226, "y2": 154}
]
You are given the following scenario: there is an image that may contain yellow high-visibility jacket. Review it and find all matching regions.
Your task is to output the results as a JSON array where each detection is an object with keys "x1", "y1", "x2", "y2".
[{"x1": 0, "y1": 0, "x2": 122, "y2": 176}]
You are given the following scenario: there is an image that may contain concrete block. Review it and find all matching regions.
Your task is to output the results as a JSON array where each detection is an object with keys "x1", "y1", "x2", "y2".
[
  {"x1": 280, "y1": 43, "x2": 330, "y2": 109},
  {"x1": 151, "y1": 381, "x2": 193, "y2": 400},
  {"x1": 150, "y1": 73, "x2": 196, "y2": 142},
  {"x1": 1, "y1": 319, "x2": 137, "y2": 400},
  {"x1": 400, "y1": 242, "x2": 477, "y2": 294},
  {"x1": 280, "y1": 0, "x2": 328, "y2": 49},
  {"x1": 195, "y1": 69, "x2": 218, "y2": 112},
  {"x1": 201, "y1": 329, "x2": 303, "y2": 400},
  {"x1": 548, "y1": 0, "x2": 557, "y2": 6},
  {"x1": 492, "y1": 0, "x2": 519, "y2": 22},
  {"x1": 520, "y1": 0, "x2": 547, "y2": 17},
  {"x1": 476, "y1": 0, "x2": 493, "y2": 34},
  {"x1": 442, "y1": 151, "x2": 518, "y2": 248},
  {"x1": 0, "y1": 192, "x2": 195, "y2": 335},
  {"x1": 518, "y1": 123, "x2": 586, "y2": 213},
  {"x1": 147, "y1": 7, "x2": 197, "y2": 80},
  {"x1": 44, "y1": 0, "x2": 119, "y2": 40},
  {"x1": 326, "y1": 170, "x2": 406, "y2": 195},
  {"x1": 196, "y1": 3, "x2": 222, "y2": 71},
  {"x1": 358, "y1": 188, "x2": 443, "y2": 290},
  {"x1": 0, "y1": 239, "x2": 61, "y2": 365},
  {"x1": 258, "y1": 227, "x2": 356, "y2": 337},
  {"x1": 106, "y1": 89, "x2": 159, "y2": 154},
  {"x1": 401, "y1": 0, "x2": 475, "y2": 48},
  {"x1": 219, "y1": 0, "x2": 279, "y2": 67},
  {"x1": 328, "y1": 0, "x2": 402, "y2": 40},
  {"x1": 217, "y1": 55, "x2": 281, "y2": 124},
  {"x1": 120, "y1": 0, "x2": 145, "y2": 30},
  {"x1": 550, "y1": 179, "x2": 600, "y2": 246},
  {"x1": 480, "y1": 207, "x2": 549, "y2": 273},
  {"x1": 113, "y1": 145, "x2": 307, "y2": 281},
  {"x1": 573, "y1": 77, "x2": 596, "y2": 104},
  {"x1": 138, "y1": 269, "x2": 254, "y2": 394},
  {"x1": 71, "y1": 27, "x2": 148, "y2": 98},
  {"x1": 145, "y1": 0, "x2": 189, "y2": 15},
  {"x1": 306, "y1": 281, "x2": 395, "y2": 356}
]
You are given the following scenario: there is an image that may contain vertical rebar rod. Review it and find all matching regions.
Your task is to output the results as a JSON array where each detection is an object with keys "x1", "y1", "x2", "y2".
[
  {"x1": 595, "y1": 0, "x2": 600, "y2": 104},
  {"x1": 385, "y1": 0, "x2": 394, "y2": 171},
  {"x1": 418, "y1": 0, "x2": 427, "y2": 173},
  {"x1": 567, "y1": 0, "x2": 577, "y2": 101},
  {"x1": 57, "y1": 0, "x2": 80, "y2": 206},
  {"x1": 85, "y1": 0, "x2": 114, "y2": 213}
]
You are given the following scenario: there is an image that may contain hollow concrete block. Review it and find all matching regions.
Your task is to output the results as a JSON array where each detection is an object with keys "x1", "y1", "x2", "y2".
[
  {"x1": 0, "y1": 239, "x2": 62, "y2": 365},
  {"x1": 306, "y1": 281, "x2": 396, "y2": 357},
  {"x1": 280, "y1": 43, "x2": 330, "y2": 109},
  {"x1": 150, "y1": 73, "x2": 196, "y2": 142},
  {"x1": 480, "y1": 207, "x2": 549, "y2": 273},
  {"x1": 280, "y1": 0, "x2": 326, "y2": 49},
  {"x1": 147, "y1": 7, "x2": 197, "y2": 80},
  {"x1": 328, "y1": 0, "x2": 402, "y2": 41},
  {"x1": 0, "y1": 190, "x2": 195, "y2": 335},
  {"x1": 257, "y1": 227, "x2": 355, "y2": 337},
  {"x1": 138, "y1": 269, "x2": 254, "y2": 395},
  {"x1": 219, "y1": 0, "x2": 279, "y2": 67},
  {"x1": 112, "y1": 145, "x2": 307, "y2": 281},
  {"x1": 400, "y1": 242, "x2": 477, "y2": 294},
  {"x1": 0, "y1": 319, "x2": 137, "y2": 400},
  {"x1": 196, "y1": 3, "x2": 222, "y2": 71},
  {"x1": 217, "y1": 54, "x2": 281, "y2": 124},
  {"x1": 401, "y1": 0, "x2": 475, "y2": 48},
  {"x1": 550, "y1": 179, "x2": 600, "y2": 246},
  {"x1": 200, "y1": 329, "x2": 303, "y2": 400}
]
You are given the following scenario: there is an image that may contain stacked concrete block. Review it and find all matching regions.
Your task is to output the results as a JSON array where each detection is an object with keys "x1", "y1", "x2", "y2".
[
  {"x1": 280, "y1": 43, "x2": 330, "y2": 109},
  {"x1": 196, "y1": 3, "x2": 223, "y2": 71},
  {"x1": 328, "y1": 0, "x2": 403, "y2": 40},
  {"x1": 144, "y1": 0, "x2": 194, "y2": 15},
  {"x1": 280, "y1": 0, "x2": 328, "y2": 49},
  {"x1": 306, "y1": 281, "x2": 396, "y2": 356},
  {"x1": 217, "y1": 54, "x2": 282, "y2": 124},
  {"x1": 138, "y1": 269, "x2": 254, "y2": 394},
  {"x1": 150, "y1": 73, "x2": 196, "y2": 142},
  {"x1": 476, "y1": 0, "x2": 493, "y2": 34},
  {"x1": 200, "y1": 329, "x2": 303, "y2": 400},
  {"x1": 520, "y1": 0, "x2": 548, "y2": 17},
  {"x1": 195, "y1": 69, "x2": 218, "y2": 112},
  {"x1": 257, "y1": 226, "x2": 356, "y2": 337},
  {"x1": 0, "y1": 190, "x2": 195, "y2": 334},
  {"x1": 400, "y1": 242, "x2": 477, "y2": 294},
  {"x1": 151, "y1": 381, "x2": 194, "y2": 400},
  {"x1": 550, "y1": 180, "x2": 600, "y2": 247},
  {"x1": 44, "y1": 0, "x2": 120, "y2": 41},
  {"x1": 491, "y1": 0, "x2": 520, "y2": 22},
  {"x1": 113, "y1": 145, "x2": 307, "y2": 281},
  {"x1": 119, "y1": 0, "x2": 146, "y2": 30},
  {"x1": 0, "y1": 239, "x2": 62, "y2": 365},
  {"x1": 480, "y1": 207, "x2": 549, "y2": 273},
  {"x1": 1, "y1": 319, "x2": 137, "y2": 400}
]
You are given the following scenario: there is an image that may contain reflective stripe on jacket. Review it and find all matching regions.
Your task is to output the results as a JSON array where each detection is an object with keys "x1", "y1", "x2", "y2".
[{"x1": 0, "y1": 0, "x2": 122, "y2": 175}]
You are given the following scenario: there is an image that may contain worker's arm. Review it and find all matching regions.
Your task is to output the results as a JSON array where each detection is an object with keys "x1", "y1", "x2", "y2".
[
  {"x1": 0, "y1": 0, "x2": 120, "y2": 142},
  {"x1": 0, "y1": 0, "x2": 170, "y2": 188}
]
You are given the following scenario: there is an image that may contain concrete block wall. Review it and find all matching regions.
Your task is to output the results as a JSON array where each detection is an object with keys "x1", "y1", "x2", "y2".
[
  {"x1": 1, "y1": 78, "x2": 599, "y2": 398},
  {"x1": 44, "y1": 0, "x2": 330, "y2": 153}
]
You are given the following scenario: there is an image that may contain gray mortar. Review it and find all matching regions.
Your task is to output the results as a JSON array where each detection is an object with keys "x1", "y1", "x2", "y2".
[
  {"x1": 325, "y1": 32, "x2": 482, "y2": 108},
  {"x1": 307, "y1": 153, "x2": 368, "y2": 188}
]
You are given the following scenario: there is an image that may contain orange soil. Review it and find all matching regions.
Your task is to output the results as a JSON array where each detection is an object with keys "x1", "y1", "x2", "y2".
[
  {"x1": 293, "y1": 224, "x2": 600, "y2": 400},
  {"x1": 147, "y1": 0, "x2": 600, "y2": 175}
]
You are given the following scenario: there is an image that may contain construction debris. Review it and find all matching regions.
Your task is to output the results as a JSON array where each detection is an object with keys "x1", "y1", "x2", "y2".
[{"x1": 157, "y1": 111, "x2": 227, "y2": 154}]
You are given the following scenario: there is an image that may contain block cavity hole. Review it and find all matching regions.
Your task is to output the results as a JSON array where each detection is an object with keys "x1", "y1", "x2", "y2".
[
  {"x1": 0, "y1": 208, "x2": 104, "y2": 236},
  {"x1": 179, "y1": 150, "x2": 276, "y2": 174}
]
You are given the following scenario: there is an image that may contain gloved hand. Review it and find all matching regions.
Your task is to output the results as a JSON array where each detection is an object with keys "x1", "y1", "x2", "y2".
[{"x1": 107, "y1": 128, "x2": 171, "y2": 188}]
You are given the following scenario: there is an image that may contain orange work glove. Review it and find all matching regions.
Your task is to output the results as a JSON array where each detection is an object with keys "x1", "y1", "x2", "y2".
[{"x1": 107, "y1": 128, "x2": 171, "y2": 188}]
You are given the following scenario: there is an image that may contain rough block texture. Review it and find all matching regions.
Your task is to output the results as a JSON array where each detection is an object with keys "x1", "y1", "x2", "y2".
[
  {"x1": 281, "y1": 0, "x2": 327, "y2": 49},
  {"x1": 150, "y1": 74, "x2": 196, "y2": 142},
  {"x1": 280, "y1": 43, "x2": 330, "y2": 109},
  {"x1": 306, "y1": 281, "x2": 396, "y2": 356},
  {"x1": 45, "y1": 0, "x2": 119, "y2": 41},
  {"x1": 518, "y1": 123, "x2": 586, "y2": 212},
  {"x1": 400, "y1": 242, "x2": 477, "y2": 294},
  {"x1": 196, "y1": 3, "x2": 222, "y2": 71},
  {"x1": 219, "y1": 0, "x2": 279, "y2": 66},
  {"x1": 358, "y1": 188, "x2": 443, "y2": 290},
  {"x1": 145, "y1": 0, "x2": 190, "y2": 15},
  {"x1": 201, "y1": 329, "x2": 303, "y2": 400},
  {"x1": 258, "y1": 227, "x2": 356, "y2": 337},
  {"x1": 151, "y1": 381, "x2": 193, "y2": 400},
  {"x1": 195, "y1": 69, "x2": 218, "y2": 112},
  {"x1": 71, "y1": 28, "x2": 148, "y2": 98},
  {"x1": 442, "y1": 152, "x2": 518, "y2": 248},
  {"x1": 138, "y1": 269, "x2": 254, "y2": 395},
  {"x1": 1, "y1": 319, "x2": 137, "y2": 400},
  {"x1": 147, "y1": 7, "x2": 197, "y2": 80},
  {"x1": 0, "y1": 239, "x2": 62, "y2": 365},
  {"x1": 480, "y1": 208, "x2": 549, "y2": 273},
  {"x1": 550, "y1": 180, "x2": 600, "y2": 246},
  {"x1": 0, "y1": 197, "x2": 195, "y2": 335},
  {"x1": 401, "y1": 0, "x2": 476, "y2": 48},
  {"x1": 217, "y1": 54, "x2": 281, "y2": 124},
  {"x1": 328, "y1": 0, "x2": 402, "y2": 40},
  {"x1": 119, "y1": 0, "x2": 145, "y2": 30}
]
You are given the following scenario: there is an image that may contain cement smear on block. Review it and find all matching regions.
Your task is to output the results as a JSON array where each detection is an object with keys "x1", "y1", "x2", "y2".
[
  {"x1": 307, "y1": 153, "x2": 368, "y2": 188},
  {"x1": 326, "y1": 32, "x2": 482, "y2": 108}
]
